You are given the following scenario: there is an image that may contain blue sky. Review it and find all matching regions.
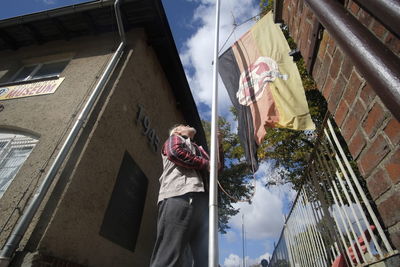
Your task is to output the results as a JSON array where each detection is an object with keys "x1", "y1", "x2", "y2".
[
  {"x1": 162, "y1": 2, "x2": 297, "y2": 264},
  {"x1": 1, "y1": 1, "x2": 296, "y2": 266}
]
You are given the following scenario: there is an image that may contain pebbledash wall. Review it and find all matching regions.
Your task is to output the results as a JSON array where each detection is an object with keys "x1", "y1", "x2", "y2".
[{"x1": 281, "y1": 0, "x2": 400, "y2": 250}]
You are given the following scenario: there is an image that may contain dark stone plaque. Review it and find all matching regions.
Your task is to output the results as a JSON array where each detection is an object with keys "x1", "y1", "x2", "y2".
[{"x1": 100, "y1": 151, "x2": 148, "y2": 252}]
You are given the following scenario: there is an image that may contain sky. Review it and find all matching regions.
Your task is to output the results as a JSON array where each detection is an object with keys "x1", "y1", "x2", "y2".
[
  {"x1": 162, "y1": 1, "x2": 297, "y2": 265},
  {"x1": 0, "y1": 1, "x2": 296, "y2": 266}
]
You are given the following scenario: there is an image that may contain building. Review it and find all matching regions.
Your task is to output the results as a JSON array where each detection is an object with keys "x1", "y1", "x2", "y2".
[{"x1": 0, "y1": 0, "x2": 206, "y2": 266}]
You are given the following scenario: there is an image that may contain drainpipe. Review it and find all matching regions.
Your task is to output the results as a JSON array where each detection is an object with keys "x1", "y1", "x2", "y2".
[
  {"x1": 0, "y1": 0, "x2": 125, "y2": 266},
  {"x1": 305, "y1": 0, "x2": 400, "y2": 121}
]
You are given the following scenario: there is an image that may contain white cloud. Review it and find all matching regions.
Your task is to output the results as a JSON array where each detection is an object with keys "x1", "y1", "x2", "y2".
[
  {"x1": 223, "y1": 252, "x2": 271, "y2": 267},
  {"x1": 224, "y1": 253, "x2": 241, "y2": 267},
  {"x1": 227, "y1": 162, "x2": 296, "y2": 240},
  {"x1": 229, "y1": 180, "x2": 284, "y2": 240},
  {"x1": 180, "y1": 0, "x2": 259, "y2": 120}
]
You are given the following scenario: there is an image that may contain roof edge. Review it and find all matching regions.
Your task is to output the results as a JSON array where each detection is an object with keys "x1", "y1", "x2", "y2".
[{"x1": 0, "y1": 0, "x2": 113, "y2": 28}]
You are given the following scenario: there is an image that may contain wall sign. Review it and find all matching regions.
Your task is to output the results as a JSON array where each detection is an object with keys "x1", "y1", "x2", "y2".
[
  {"x1": 136, "y1": 104, "x2": 160, "y2": 153},
  {"x1": 100, "y1": 151, "x2": 148, "y2": 252},
  {"x1": 0, "y1": 78, "x2": 65, "y2": 100}
]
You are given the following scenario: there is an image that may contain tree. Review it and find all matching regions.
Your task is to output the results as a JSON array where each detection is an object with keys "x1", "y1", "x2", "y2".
[
  {"x1": 259, "y1": 0, "x2": 273, "y2": 16},
  {"x1": 202, "y1": 117, "x2": 254, "y2": 233},
  {"x1": 257, "y1": 89, "x2": 328, "y2": 190}
]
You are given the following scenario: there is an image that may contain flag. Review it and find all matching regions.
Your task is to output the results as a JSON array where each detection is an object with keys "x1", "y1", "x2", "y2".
[{"x1": 219, "y1": 12, "x2": 315, "y2": 171}]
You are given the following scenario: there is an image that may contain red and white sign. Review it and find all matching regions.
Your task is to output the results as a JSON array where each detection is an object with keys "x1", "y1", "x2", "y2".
[{"x1": 0, "y1": 77, "x2": 65, "y2": 100}]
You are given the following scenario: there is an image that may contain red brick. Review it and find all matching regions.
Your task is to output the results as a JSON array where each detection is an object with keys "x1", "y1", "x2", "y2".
[
  {"x1": 316, "y1": 53, "x2": 332, "y2": 89},
  {"x1": 349, "y1": 128, "x2": 366, "y2": 159},
  {"x1": 341, "y1": 100, "x2": 365, "y2": 141},
  {"x1": 385, "y1": 32, "x2": 400, "y2": 56},
  {"x1": 340, "y1": 57, "x2": 353, "y2": 80},
  {"x1": 327, "y1": 34, "x2": 336, "y2": 55},
  {"x1": 334, "y1": 100, "x2": 349, "y2": 127},
  {"x1": 293, "y1": 17, "x2": 300, "y2": 40},
  {"x1": 300, "y1": 21, "x2": 311, "y2": 55},
  {"x1": 378, "y1": 190, "x2": 400, "y2": 227},
  {"x1": 362, "y1": 102, "x2": 387, "y2": 138},
  {"x1": 298, "y1": 0, "x2": 304, "y2": 10},
  {"x1": 348, "y1": 1, "x2": 360, "y2": 16},
  {"x1": 304, "y1": 6, "x2": 313, "y2": 21},
  {"x1": 344, "y1": 71, "x2": 363, "y2": 106},
  {"x1": 366, "y1": 168, "x2": 391, "y2": 200},
  {"x1": 329, "y1": 49, "x2": 344, "y2": 79},
  {"x1": 299, "y1": 13, "x2": 307, "y2": 34},
  {"x1": 282, "y1": 4, "x2": 289, "y2": 21},
  {"x1": 297, "y1": 0, "x2": 304, "y2": 15},
  {"x1": 312, "y1": 57, "x2": 322, "y2": 79},
  {"x1": 322, "y1": 76, "x2": 335, "y2": 99},
  {"x1": 328, "y1": 75, "x2": 346, "y2": 113},
  {"x1": 359, "y1": 135, "x2": 390, "y2": 176},
  {"x1": 385, "y1": 149, "x2": 400, "y2": 184},
  {"x1": 317, "y1": 32, "x2": 329, "y2": 60},
  {"x1": 384, "y1": 118, "x2": 400, "y2": 145},
  {"x1": 360, "y1": 83, "x2": 376, "y2": 107},
  {"x1": 358, "y1": 9, "x2": 373, "y2": 28},
  {"x1": 371, "y1": 20, "x2": 387, "y2": 40}
]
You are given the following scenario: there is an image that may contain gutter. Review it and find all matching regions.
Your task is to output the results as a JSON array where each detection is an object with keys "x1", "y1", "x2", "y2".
[{"x1": 0, "y1": 0, "x2": 126, "y2": 266}]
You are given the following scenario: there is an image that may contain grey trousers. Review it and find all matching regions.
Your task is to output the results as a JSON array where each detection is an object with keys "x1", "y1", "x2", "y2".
[{"x1": 150, "y1": 192, "x2": 209, "y2": 267}]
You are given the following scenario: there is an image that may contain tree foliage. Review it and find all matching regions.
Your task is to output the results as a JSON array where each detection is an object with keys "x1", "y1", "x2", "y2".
[
  {"x1": 259, "y1": 0, "x2": 274, "y2": 16},
  {"x1": 202, "y1": 117, "x2": 254, "y2": 234},
  {"x1": 258, "y1": 89, "x2": 328, "y2": 190}
]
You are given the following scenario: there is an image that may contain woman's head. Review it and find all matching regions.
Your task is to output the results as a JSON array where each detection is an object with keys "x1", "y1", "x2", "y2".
[{"x1": 169, "y1": 124, "x2": 196, "y2": 139}]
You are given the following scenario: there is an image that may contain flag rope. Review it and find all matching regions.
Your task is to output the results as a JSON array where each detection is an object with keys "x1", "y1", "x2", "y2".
[
  {"x1": 217, "y1": 176, "x2": 256, "y2": 203},
  {"x1": 218, "y1": 11, "x2": 266, "y2": 56},
  {"x1": 216, "y1": 94, "x2": 259, "y2": 203},
  {"x1": 216, "y1": 10, "x2": 264, "y2": 204}
]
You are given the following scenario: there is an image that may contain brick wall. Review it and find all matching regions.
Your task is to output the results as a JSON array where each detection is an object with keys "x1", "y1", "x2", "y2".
[{"x1": 282, "y1": 0, "x2": 400, "y2": 250}]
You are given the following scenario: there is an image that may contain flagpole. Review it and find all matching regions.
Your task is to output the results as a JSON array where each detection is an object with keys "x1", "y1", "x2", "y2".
[{"x1": 209, "y1": 0, "x2": 221, "y2": 266}]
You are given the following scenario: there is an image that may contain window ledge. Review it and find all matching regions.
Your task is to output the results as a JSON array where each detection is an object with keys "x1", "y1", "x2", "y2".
[{"x1": 0, "y1": 75, "x2": 60, "y2": 87}]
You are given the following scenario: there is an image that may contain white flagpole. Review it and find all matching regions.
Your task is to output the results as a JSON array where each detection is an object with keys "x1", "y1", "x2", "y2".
[{"x1": 209, "y1": 0, "x2": 221, "y2": 266}]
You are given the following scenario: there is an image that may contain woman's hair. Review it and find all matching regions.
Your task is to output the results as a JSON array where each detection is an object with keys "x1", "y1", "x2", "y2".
[{"x1": 169, "y1": 124, "x2": 196, "y2": 136}]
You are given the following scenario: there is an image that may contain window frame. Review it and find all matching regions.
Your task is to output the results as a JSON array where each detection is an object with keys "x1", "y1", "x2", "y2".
[
  {"x1": 9, "y1": 59, "x2": 70, "y2": 83},
  {"x1": 0, "y1": 133, "x2": 38, "y2": 198}
]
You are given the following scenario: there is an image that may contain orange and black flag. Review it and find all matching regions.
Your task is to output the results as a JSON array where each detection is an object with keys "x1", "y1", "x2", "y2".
[{"x1": 218, "y1": 12, "x2": 315, "y2": 171}]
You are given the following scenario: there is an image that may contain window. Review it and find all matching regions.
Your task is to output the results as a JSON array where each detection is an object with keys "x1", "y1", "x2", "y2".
[
  {"x1": 0, "y1": 133, "x2": 38, "y2": 198},
  {"x1": 11, "y1": 60, "x2": 69, "y2": 83}
]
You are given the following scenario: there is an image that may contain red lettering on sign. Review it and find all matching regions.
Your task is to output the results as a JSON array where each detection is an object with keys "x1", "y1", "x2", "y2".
[
  {"x1": 35, "y1": 85, "x2": 44, "y2": 94},
  {"x1": 5, "y1": 90, "x2": 17, "y2": 99},
  {"x1": 21, "y1": 88, "x2": 31, "y2": 96},
  {"x1": 43, "y1": 84, "x2": 55, "y2": 93},
  {"x1": 14, "y1": 88, "x2": 24, "y2": 97}
]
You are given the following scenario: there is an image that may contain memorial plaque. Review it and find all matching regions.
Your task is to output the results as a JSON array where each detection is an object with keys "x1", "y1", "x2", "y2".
[{"x1": 100, "y1": 151, "x2": 148, "y2": 252}]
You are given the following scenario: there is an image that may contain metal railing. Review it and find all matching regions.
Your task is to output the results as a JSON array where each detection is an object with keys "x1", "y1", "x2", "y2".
[
  {"x1": 304, "y1": 0, "x2": 400, "y2": 121},
  {"x1": 268, "y1": 118, "x2": 398, "y2": 267}
]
